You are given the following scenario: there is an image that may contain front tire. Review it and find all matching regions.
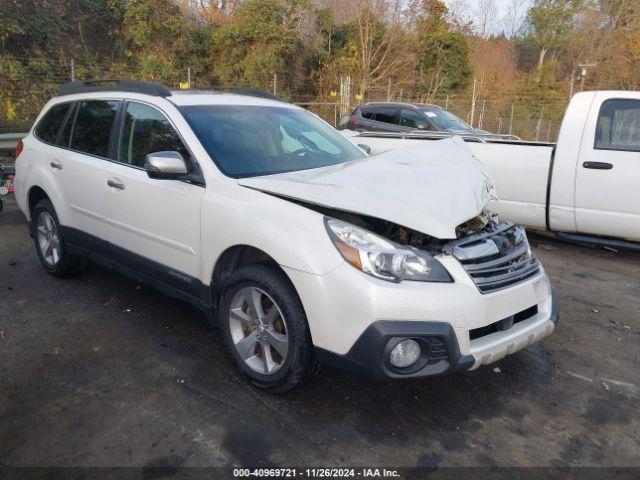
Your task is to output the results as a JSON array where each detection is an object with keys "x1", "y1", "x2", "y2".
[
  {"x1": 219, "y1": 264, "x2": 318, "y2": 393},
  {"x1": 32, "y1": 199, "x2": 84, "y2": 277}
]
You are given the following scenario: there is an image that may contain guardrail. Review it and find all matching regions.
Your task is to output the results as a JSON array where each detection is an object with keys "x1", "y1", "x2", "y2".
[{"x1": 0, "y1": 133, "x2": 27, "y2": 151}]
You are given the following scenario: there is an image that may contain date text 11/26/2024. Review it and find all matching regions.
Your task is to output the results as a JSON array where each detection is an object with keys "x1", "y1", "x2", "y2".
[{"x1": 233, "y1": 468, "x2": 401, "y2": 478}]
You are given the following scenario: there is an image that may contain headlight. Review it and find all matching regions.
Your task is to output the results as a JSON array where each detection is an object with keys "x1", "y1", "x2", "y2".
[{"x1": 325, "y1": 218, "x2": 452, "y2": 283}]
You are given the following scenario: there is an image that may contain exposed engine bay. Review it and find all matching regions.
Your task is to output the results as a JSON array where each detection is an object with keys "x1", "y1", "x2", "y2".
[{"x1": 276, "y1": 193, "x2": 498, "y2": 254}]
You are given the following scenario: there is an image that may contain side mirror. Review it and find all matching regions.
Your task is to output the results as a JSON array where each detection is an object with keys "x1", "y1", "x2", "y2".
[
  {"x1": 145, "y1": 151, "x2": 188, "y2": 180},
  {"x1": 357, "y1": 143, "x2": 372, "y2": 155}
]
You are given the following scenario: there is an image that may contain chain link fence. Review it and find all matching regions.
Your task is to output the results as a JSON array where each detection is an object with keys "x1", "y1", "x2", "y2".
[
  {"x1": 362, "y1": 84, "x2": 567, "y2": 142},
  {"x1": 1, "y1": 57, "x2": 569, "y2": 143}
]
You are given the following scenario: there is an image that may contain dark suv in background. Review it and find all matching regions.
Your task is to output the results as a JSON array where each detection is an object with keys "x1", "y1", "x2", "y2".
[{"x1": 340, "y1": 102, "x2": 505, "y2": 137}]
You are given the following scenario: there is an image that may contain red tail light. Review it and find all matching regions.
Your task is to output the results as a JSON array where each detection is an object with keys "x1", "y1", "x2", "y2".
[
  {"x1": 350, "y1": 118, "x2": 358, "y2": 125},
  {"x1": 15, "y1": 139, "x2": 24, "y2": 159}
]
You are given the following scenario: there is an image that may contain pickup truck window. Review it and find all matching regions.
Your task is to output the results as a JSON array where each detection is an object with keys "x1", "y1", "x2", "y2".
[
  {"x1": 595, "y1": 99, "x2": 640, "y2": 152},
  {"x1": 180, "y1": 105, "x2": 366, "y2": 178}
]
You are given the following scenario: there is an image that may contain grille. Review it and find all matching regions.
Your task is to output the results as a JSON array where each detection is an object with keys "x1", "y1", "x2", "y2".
[
  {"x1": 469, "y1": 305, "x2": 539, "y2": 341},
  {"x1": 446, "y1": 222, "x2": 541, "y2": 294}
]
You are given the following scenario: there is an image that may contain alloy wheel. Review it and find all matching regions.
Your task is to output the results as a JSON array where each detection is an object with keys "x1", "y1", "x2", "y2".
[
  {"x1": 36, "y1": 211, "x2": 61, "y2": 266},
  {"x1": 228, "y1": 286, "x2": 289, "y2": 375}
]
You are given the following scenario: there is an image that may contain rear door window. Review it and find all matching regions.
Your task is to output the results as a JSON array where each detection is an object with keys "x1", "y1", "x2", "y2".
[
  {"x1": 373, "y1": 107, "x2": 398, "y2": 125},
  {"x1": 35, "y1": 103, "x2": 73, "y2": 144},
  {"x1": 595, "y1": 99, "x2": 640, "y2": 152},
  {"x1": 70, "y1": 100, "x2": 120, "y2": 157},
  {"x1": 360, "y1": 107, "x2": 375, "y2": 120}
]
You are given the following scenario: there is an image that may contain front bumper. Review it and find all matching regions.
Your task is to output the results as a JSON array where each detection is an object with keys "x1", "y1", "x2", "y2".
[{"x1": 315, "y1": 286, "x2": 558, "y2": 379}]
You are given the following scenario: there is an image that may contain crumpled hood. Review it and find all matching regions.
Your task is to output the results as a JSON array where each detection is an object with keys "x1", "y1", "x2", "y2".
[{"x1": 238, "y1": 137, "x2": 493, "y2": 239}]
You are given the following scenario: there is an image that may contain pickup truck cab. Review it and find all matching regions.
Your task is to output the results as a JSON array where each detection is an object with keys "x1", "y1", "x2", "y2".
[
  {"x1": 346, "y1": 91, "x2": 640, "y2": 247},
  {"x1": 14, "y1": 80, "x2": 557, "y2": 392}
]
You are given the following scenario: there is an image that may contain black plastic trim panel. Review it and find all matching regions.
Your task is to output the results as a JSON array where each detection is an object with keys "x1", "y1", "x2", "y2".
[
  {"x1": 315, "y1": 321, "x2": 475, "y2": 379},
  {"x1": 316, "y1": 285, "x2": 558, "y2": 378},
  {"x1": 60, "y1": 226, "x2": 214, "y2": 321}
]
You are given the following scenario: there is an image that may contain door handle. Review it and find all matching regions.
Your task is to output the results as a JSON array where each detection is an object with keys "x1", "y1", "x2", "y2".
[
  {"x1": 50, "y1": 161, "x2": 63, "y2": 170},
  {"x1": 107, "y1": 179, "x2": 126, "y2": 190},
  {"x1": 583, "y1": 161, "x2": 613, "y2": 170}
]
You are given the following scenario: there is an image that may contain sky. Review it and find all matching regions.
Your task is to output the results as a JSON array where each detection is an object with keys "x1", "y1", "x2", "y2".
[{"x1": 444, "y1": 0, "x2": 533, "y2": 34}]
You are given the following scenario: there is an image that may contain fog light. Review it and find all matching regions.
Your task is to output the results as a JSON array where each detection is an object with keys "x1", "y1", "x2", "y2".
[{"x1": 389, "y1": 339, "x2": 421, "y2": 368}]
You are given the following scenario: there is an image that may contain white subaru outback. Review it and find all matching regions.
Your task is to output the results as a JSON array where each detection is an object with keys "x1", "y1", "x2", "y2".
[{"x1": 14, "y1": 80, "x2": 557, "y2": 392}]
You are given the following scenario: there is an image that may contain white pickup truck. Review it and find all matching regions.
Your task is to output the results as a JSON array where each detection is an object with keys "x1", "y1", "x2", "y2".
[{"x1": 344, "y1": 91, "x2": 640, "y2": 249}]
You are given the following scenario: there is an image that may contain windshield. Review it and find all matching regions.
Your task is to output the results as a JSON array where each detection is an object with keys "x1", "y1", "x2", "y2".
[
  {"x1": 180, "y1": 105, "x2": 366, "y2": 178},
  {"x1": 420, "y1": 108, "x2": 473, "y2": 132}
]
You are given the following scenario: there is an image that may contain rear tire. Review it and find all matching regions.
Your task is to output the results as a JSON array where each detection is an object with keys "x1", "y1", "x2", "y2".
[
  {"x1": 32, "y1": 199, "x2": 85, "y2": 277},
  {"x1": 218, "y1": 264, "x2": 318, "y2": 393}
]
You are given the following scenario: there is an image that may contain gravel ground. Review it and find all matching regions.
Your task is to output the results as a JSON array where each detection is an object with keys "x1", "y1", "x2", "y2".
[{"x1": 1, "y1": 195, "x2": 639, "y2": 471}]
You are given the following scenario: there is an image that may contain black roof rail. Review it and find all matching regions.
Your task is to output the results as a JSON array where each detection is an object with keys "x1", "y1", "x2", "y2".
[
  {"x1": 181, "y1": 85, "x2": 283, "y2": 102},
  {"x1": 58, "y1": 79, "x2": 172, "y2": 97}
]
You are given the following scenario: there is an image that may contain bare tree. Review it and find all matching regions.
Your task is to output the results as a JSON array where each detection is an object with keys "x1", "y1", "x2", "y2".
[
  {"x1": 502, "y1": 0, "x2": 528, "y2": 38},
  {"x1": 354, "y1": 0, "x2": 412, "y2": 97},
  {"x1": 475, "y1": 0, "x2": 498, "y2": 39},
  {"x1": 570, "y1": 0, "x2": 640, "y2": 89},
  {"x1": 446, "y1": 0, "x2": 472, "y2": 28}
]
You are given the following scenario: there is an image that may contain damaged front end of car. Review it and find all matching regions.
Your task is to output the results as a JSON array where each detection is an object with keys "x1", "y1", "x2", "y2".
[{"x1": 271, "y1": 194, "x2": 539, "y2": 293}]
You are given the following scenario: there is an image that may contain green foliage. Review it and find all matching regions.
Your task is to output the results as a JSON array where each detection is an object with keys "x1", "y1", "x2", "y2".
[
  {"x1": 6, "y1": 0, "x2": 631, "y2": 139},
  {"x1": 516, "y1": 60, "x2": 566, "y2": 121},
  {"x1": 525, "y1": 0, "x2": 580, "y2": 66},
  {"x1": 210, "y1": 0, "x2": 307, "y2": 87},
  {"x1": 416, "y1": 0, "x2": 471, "y2": 97},
  {"x1": 122, "y1": 0, "x2": 187, "y2": 80},
  {"x1": 418, "y1": 31, "x2": 471, "y2": 93},
  {"x1": 0, "y1": 1, "x2": 68, "y2": 56}
]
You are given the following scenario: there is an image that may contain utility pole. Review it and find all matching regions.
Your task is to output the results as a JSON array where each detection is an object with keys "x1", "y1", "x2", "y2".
[
  {"x1": 273, "y1": 73, "x2": 277, "y2": 95},
  {"x1": 187, "y1": 67, "x2": 191, "y2": 88},
  {"x1": 535, "y1": 107, "x2": 544, "y2": 141},
  {"x1": 339, "y1": 76, "x2": 351, "y2": 117},
  {"x1": 568, "y1": 74, "x2": 574, "y2": 100},
  {"x1": 386, "y1": 78, "x2": 391, "y2": 102},
  {"x1": 509, "y1": 103, "x2": 514, "y2": 135},
  {"x1": 469, "y1": 77, "x2": 477, "y2": 128},
  {"x1": 70, "y1": 58, "x2": 75, "y2": 82},
  {"x1": 577, "y1": 63, "x2": 597, "y2": 92}
]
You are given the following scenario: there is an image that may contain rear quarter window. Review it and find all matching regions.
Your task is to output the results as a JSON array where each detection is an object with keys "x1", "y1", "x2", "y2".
[{"x1": 35, "y1": 103, "x2": 72, "y2": 144}]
